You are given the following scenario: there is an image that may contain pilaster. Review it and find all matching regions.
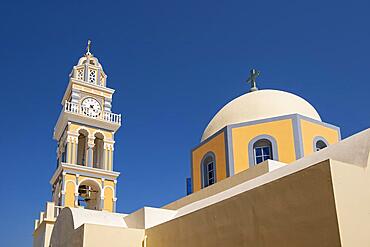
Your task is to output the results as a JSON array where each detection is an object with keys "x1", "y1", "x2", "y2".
[
  {"x1": 74, "y1": 174, "x2": 80, "y2": 207},
  {"x1": 103, "y1": 141, "x2": 114, "y2": 170},
  {"x1": 61, "y1": 172, "x2": 67, "y2": 206},
  {"x1": 104, "y1": 98, "x2": 112, "y2": 112},
  {"x1": 67, "y1": 132, "x2": 79, "y2": 164},
  {"x1": 71, "y1": 88, "x2": 81, "y2": 104},
  {"x1": 113, "y1": 179, "x2": 117, "y2": 212},
  {"x1": 87, "y1": 136, "x2": 95, "y2": 168},
  {"x1": 100, "y1": 178, "x2": 105, "y2": 210}
]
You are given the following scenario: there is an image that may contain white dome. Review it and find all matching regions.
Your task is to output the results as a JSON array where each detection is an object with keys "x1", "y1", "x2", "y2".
[{"x1": 201, "y1": 89, "x2": 321, "y2": 141}]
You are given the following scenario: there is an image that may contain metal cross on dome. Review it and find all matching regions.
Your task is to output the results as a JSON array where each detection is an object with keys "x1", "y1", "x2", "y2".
[
  {"x1": 246, "y1": 69, "x2": 260, "y2": 92},
  {"x1": 86, "y1": 40, "x2": 92, "y2": 55}
]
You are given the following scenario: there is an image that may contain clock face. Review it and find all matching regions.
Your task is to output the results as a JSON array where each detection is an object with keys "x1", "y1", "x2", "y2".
[{"x1": 81, "y1": 97, "x2": 101, "y2": 118}]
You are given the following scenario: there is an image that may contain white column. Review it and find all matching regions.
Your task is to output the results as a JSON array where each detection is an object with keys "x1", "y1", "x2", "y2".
[
  {"x1": 67, "y1": 132, "x2": 79, "y2": 165},
  {"x1": 87, "y1": 136, "x2": 95, "y2": 168},
  {"x1": 103, "y1": 141, "x2": 115, "y2": 170},
  {"x1": 74, "y1": 139, "x2": 78, "y2": 165},
  {"x1": 74, "y1": 174, "x2": 80, "y2": 207},
  {"x1": 87, "y1": 145, "x2": 94, "y2": 168},
  {"x1": 110, "y1": 148, "x2": 114, "y2": 170},
  {"x1": 102, "y1": 144, "x2": 107, "y2": 170},
  {"x1": 100, "y1": 178, "x2": 105, "y2": 210},
  {"x1": 63, "y1": 140, "x2": 69, "y2": 164},
  {"x1": 113, "y1": 180, "x2": 117, "y2": 212}
]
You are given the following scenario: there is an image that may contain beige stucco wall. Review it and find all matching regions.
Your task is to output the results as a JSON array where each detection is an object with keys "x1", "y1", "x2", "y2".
[
  {"x1": 47, "y1": 159, "x2": 369, "y2": 247},
  {"x1": 33, "y1": 222, "x2": 54, "y2": 247},
  {"x1": 82, "y1": 224, "x2": 144, "y2": 247},
  {"x1": 330, "y1": 159, "x2": 370, "y2": 246},
  {"x1": 147, "y1": 160, "x2": 341, "y2": 247},
  {"x1": 50, "y1": 208, "x2": 141, "y2": 247},
  {"x1": 164, "y1": 160, "x2": 285, "y2": 210},
  {"x1": 50, "y1": 209, "x2": 76, "y2": 247}
]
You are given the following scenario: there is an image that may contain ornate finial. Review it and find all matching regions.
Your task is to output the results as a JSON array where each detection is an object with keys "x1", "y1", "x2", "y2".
[
  {"x1": 246, "y1": 69, "x2": 260, "y2": 92},
  {"x1": 85, "y1": 40, "x2": 92, "y2": 55}
]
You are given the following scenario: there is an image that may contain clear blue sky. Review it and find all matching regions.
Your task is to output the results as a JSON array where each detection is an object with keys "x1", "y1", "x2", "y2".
[{"x1": 0, "y1": 0, "x2": 369, "y2": 245}]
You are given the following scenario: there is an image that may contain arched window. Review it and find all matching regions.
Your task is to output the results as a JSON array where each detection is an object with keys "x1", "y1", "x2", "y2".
[
  {"x1": 202, "y1": 153, "x2": 216, "y2": 188},
  {"x1": 314, "y1": 137, "x2": 328, "y2": 152},
  {"x1": 93, "y1": 133, "x2": 104, "y2": 169},
  {"x1": 253, "y1": 139, "x2": 272, "y2": 165},
  {"x1": 248, "y1": 135, "x2": 279, "y2": 166},
  {"x1": 77, "y1": 130, "x2": 88, "y2": 166}
]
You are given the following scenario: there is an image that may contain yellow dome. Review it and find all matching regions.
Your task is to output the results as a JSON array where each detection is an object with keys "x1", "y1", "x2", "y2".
[{"x1": 201, "y1": 89, "x2": 321, "y2": 141}]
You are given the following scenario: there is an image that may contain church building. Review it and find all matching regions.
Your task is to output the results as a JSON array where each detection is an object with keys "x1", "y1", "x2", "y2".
[{"x1": 33, "y1": 43, "x2": 370, "y2": 247}]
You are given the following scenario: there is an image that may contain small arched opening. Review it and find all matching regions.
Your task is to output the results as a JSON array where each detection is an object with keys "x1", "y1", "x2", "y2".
[
  {"x1": 201, "y1": 153, "x2": 216, "y2": 188},
  {"x1": 314, "y1": 137, "x2": 328, "y2": 152},
  {"x1": 77, "y1": 179, "x2": 101, "y2": 210},
  {"x1": 77, "y1": 129, "x2": 88, "y2": 166},
  {"x1": 93, "y1": 132, "x2": 104, "y2": 169},
  {"x1": 253, "y1": 139, "x2": 273, "y2": 165},
  {"x1": 248, "y1": 135, "x2": 279, "y2": 167}
]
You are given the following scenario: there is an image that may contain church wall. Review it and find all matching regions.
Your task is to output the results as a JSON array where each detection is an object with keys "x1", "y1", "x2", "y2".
[
  {"x1": 146, "y1": 160, "x2": 342, "y2": 247},
  {"x1": 65, "y1": 180, "x2": 76, "y2": 207},
  {"x1": 103, "y1": 180, "x2": 115, "y2": 212},
  {"x1": 33, "y1": 222, "x2": 46, "y2": 247},
  {"x1": 329, "y1": 160, "x2": 370, "y2": 246},
  {"x1": 300, "y1": 119, "x2": 340, "y2": 156},
  {"x1": 104, "y1": 187, "x2": 114, "y2": 211},
  {"x1": 163, "y1": 160, "x2": 284, "y2": 210},
  {"x1": 191, "y1": 130, "x2": 227, "y2": 192},
  {"x1": 82, "y1": 224, "x2": 144, "y2": 247},
  {"x1": 231, "y1": 119, "x2": 296, "y2": 173},
  {"x1": 64, "y1": 174, "x2": 77, "y2": 207}
]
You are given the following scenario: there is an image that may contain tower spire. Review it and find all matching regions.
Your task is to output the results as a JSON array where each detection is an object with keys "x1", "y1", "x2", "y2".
[
  {"x1": 85, "y1": 40, "x2": 92, "y2": 56},
  {"x1": 246, "y1": 69, "x2": 260, "y2": 92}
]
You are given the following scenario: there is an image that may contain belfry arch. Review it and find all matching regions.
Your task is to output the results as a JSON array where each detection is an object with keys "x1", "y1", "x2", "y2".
[
  {"x1": 93, "y1": 132, "x2": 104, "y2": 169},
  {"x1": 77, "y1": 179, "x2": 102, "y2": 210},
  {"x1": 77, "y1": 129, "x2": 89, "y2": 166}
]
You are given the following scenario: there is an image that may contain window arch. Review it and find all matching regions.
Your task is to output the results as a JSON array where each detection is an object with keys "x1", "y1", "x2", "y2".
[
  {"x1": 313, "y1": 137, "x2": 328, "y2": 152},
  {"x1": 201, "y1": 152, "x2": 216, "y2": 188},
  {"x1": 253, "y1": 139, "x2": 272, "y2": 164},
  {"x1": 248, "y1": 135, "x2": 279, "y2": 166}
]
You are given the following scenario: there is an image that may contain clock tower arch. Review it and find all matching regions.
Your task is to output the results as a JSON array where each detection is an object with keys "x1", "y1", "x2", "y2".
[{"x1": 51, "y1": 41, "x2": 121, "y2": 212}]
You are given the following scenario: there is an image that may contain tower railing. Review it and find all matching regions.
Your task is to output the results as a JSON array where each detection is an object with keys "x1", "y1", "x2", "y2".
[{"x1": 64, "y1": 101, "x2": 121, "y2": 125}]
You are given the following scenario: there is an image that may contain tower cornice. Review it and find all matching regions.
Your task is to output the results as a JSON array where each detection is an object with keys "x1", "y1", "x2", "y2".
[
  {"x1": 50, "y1": 163, "x2": 120, "y2": 186},
  {"x1": 61, "y1": 78, "x2": 115, "y2": 105}
]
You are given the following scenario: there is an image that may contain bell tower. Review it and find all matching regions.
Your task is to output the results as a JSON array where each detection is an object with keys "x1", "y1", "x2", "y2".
[{"x1": 51, "y1": 41, "x2": 121, "y2": 212}]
